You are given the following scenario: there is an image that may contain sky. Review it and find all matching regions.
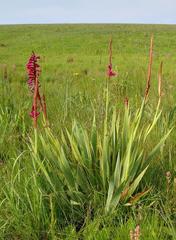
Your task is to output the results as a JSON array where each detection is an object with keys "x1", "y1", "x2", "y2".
[{"x1": 0, "y1": 0, "x2": 175, "y2": 25}]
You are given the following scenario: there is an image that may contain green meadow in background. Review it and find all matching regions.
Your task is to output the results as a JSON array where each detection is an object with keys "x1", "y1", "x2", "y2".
[{"x1": 0, "y1": 24, "x2": 176, "y2": 239}]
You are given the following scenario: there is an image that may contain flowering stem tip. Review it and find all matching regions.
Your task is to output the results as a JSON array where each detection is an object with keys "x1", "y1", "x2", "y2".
[{"x1": 26, "y1": 52, "x2": 47, "y2": 128}]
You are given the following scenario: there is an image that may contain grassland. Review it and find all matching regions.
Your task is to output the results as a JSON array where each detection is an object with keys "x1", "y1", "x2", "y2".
[{"x1": 0, "y1": 24, "x2": 176, "y2": 239}]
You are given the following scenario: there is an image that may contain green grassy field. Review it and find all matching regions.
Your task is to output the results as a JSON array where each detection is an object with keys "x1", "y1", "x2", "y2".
[{"x1": 0, "y1": 24, "x2": 176, "y2": 239}]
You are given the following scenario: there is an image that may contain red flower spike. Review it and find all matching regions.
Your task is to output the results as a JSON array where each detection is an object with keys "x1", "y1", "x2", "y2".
[
  {"x1": 26, "y1": 52, "x2": 42, "y2": 128},
  {"x1": 26, "y1": 52, "x2": 48, "y2": 128},
  {"x1": 26, "y1": 53, "x2": 41, "y2": 92}
]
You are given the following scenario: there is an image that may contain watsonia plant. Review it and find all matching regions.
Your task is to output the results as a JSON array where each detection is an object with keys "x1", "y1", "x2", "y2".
[
  {"x1": 25, "y1": 38, "x2": 171, "y2": 219},
  {"x1": 0, "y1": 37, "x2": 172, "y2": 238}
]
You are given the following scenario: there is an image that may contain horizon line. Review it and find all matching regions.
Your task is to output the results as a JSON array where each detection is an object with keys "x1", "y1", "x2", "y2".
[{"x1": 0, "y1": 22, "x2": 176, "y2": 26}]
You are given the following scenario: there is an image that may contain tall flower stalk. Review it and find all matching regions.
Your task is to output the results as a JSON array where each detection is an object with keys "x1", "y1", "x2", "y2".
[
  {"x1": 26, "y1": 52, "x2": 48, "y2": 127},
  {"x1": 102, "y1": 37, "x2": 118, "y2": 187},
  {"x1": 104, "y1": 37, "x2": 116, "y2": 134},
  {"x1": 26, "y1": 52, "x2": 48, "y2": 152},
  {"x1": 107, "y1": 37, "x2": 117, "y2": 78},
  {"x1": 145, "y1": 35, "x2": 154, "y2": 100}
]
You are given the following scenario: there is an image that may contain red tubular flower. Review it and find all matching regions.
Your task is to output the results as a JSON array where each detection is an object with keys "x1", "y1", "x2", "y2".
[
  {"x1": 26, "y1": 53, "x2": 41, "y2": 92},
  {"x1": 107, "y1": 64, "x2": 117, "y2": 77},
  {"x1": 29, "y1": 106, "x2": 40, "y2": 118}
]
